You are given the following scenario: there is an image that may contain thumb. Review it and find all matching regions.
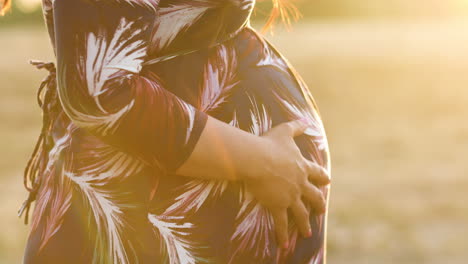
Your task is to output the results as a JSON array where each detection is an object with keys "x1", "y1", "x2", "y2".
[{"x1": 287, "y1": 118, "x2": 309, "y2": 137}]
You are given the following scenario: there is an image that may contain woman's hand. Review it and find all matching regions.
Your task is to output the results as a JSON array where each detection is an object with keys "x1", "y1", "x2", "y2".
[
  {"x1": 243, "y1": 119, "x2": 330, "y2": 249},
  {"x1": 175, "y1": 116, "x2": 329, "y2": 248}
]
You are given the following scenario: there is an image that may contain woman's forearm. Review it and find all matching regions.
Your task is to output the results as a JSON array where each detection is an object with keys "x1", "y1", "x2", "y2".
[
  {"x1": 175, "y1": 115, "x2": 269, "y2": 182},
  {"x1": 175, "y1": 115, "x2": 330, "y2": 245}
]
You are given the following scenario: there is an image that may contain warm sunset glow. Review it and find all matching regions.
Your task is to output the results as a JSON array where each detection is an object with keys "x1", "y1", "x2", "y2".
[
  {"x1": 16, "y1": 0, "x2": 41, "y2": 13},
  {"x1": 1, "y1": 0, "x2": 468, "y2": 263},
  {"x1": 11, "y1": 0, "x2": 468, "y2": 17},
  {"x1": 456, "y1": 0, "x2": 468, "y2": 13}
]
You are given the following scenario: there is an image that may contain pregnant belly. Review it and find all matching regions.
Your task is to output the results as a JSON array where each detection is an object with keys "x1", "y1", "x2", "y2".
[{"x1": 147, "y1": 28, "x2": 330, "y2": 264}]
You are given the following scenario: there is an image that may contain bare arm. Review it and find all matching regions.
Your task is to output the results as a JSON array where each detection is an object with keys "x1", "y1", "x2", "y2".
[
  {"x1": 177, "y1": 116, "x2": 330, "y2": 247},
  {"x1": 176, "y1": 115, "x2": 267, "y2": 181}
]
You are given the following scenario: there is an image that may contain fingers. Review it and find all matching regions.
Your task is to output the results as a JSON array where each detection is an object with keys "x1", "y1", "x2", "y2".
[
  {"x1": 272, "y1": 209, "x2": 289, "y2": 249},
  {"x1": 290, "y1": 200, "x2": 312, "y2": 238},
  {"x1": 304, "y1": 160, "x2": 330, "y2": 185},
  {"x1": 302, "y1": 182, "x2": 326, "y2": 214},
  {"x1": 285, "y1": 119, "x2": 309, "y2": 137}
]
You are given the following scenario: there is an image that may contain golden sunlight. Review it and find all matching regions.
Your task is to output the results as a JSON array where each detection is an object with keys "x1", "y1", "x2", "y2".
[
  {"x1": 16, "y1": 0, "x2": 41, "y2": 13},
  {"x1": 456, "y1": 0, "x2": 468, "y2": 13},
  {"x1": 8, "y1": 0, "x2": 468, "y2": 18}
]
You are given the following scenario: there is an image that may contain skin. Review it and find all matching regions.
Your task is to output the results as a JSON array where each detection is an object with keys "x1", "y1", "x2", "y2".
[{"x1": 176, "y1": 115, "x2": 330, "y2": 248}]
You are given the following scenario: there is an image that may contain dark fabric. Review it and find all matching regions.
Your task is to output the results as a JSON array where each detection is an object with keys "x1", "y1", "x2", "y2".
[{"x1": 22, "y1": 0, "x2": 331, "y2": 263}]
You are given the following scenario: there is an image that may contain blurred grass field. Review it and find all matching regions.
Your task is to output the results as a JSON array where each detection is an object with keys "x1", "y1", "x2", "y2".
[{"x1": 1, "y1": 20, "x2": 468, "y2": 263}]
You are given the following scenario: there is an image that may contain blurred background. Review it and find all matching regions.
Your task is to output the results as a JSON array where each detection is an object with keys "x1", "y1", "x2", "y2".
[{"x1": 1, "y1": 0, "x2": 467, "y2": 263}]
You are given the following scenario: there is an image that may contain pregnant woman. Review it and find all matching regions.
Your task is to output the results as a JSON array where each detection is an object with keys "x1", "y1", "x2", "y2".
[{"x1": 3, "y1": 0, "x2": 331, "y2": 263}]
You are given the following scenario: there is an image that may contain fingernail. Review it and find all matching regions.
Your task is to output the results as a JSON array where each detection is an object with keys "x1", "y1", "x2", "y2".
[
  {"x1": 283, "y1": 241, "x2": 289, "y2": 249},
  {"x1": 307, "y1": 229, "x2": 312, "y2": 237}
]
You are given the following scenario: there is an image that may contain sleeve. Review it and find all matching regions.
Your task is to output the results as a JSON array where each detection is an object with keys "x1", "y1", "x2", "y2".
[{"x1": 53, "y1": 0, "x2": 208, "y2": 172}]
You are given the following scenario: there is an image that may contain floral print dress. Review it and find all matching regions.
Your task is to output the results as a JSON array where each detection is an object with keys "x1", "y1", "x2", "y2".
[{"x1": 21, "y1": 0, "x2": 331, "y2": 263}]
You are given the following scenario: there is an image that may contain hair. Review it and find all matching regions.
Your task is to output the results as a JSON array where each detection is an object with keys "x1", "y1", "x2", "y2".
[
  {"x1": 0, "y1": 0, "x2": 11, "y2": 16},
  {"x1": 262, "y1": 0, "x2": 301, "y2": 32}
]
